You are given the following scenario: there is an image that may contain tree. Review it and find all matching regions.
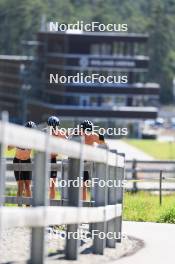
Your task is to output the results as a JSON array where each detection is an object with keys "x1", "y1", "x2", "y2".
[
  {"x1": 148, "y1": 0, "x2": 175, "y2": 103},
  {"x1": 0, "y1": 0, "x2": 45, "y2": 54}
]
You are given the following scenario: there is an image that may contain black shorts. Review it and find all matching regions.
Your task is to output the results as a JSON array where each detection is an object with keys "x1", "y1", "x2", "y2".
[
  {"x1": 83, "y1": 171, "x2": 89, "y2": 182},
  {"x1": 50, "y1": 157, "x2": 57, "y2": 178},
  {"x1": 13, "y1": 157, "x2": 32, "y2": 181}
]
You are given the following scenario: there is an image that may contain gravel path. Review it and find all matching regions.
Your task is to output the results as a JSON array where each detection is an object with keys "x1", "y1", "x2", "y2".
[
  {"x1": 0, "y1": 227, "x2": 65, "y2": 263},
  {"x1": 0, "y1": 225, "x2": 142, "y2": 263}
]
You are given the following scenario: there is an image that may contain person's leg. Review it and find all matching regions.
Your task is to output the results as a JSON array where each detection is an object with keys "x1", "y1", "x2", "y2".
[
  {"x1": 22, "y1": 159, "x2": 32, "y2": 206},
  {"x1": 14, "y1": 158, "x2": 27, "y2": 206},
  {"x1": 83, "y1": 171, "x2": 89, "y2": 201},
  {"x1": 83, "y1": 182, "x2": 88, "y2": 200},
  {"x1": 50, "y1": 157, "x2": 57, "y2": 199},
  {"x1": 50, "y1": 178, "x2": 56, "y2": 199},
  {"x1": 17, "y1": 180, "x2": 24, "y2": 197},
  {"x1": 24, "y1": 180, "x2": 32, "y2": 206},
  {"x1": 14, "y1": 158, "x2": 21, "y2": 197},
  {"x1": 24, "y1": 180, "x2": 32, "y2": 197}
]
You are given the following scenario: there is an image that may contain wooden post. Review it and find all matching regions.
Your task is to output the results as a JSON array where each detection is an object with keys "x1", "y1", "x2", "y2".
[
  {"x1": 30, "y1": 149, "x2": 50, "y2": 264},
  {"x1": 61, "y1": 160, "x2": 68, "y2": 205},
  {"x1": 93, "y1": 146, "x2": 108, "y2": 255},
  {"x1": 0, "y1": 112, "x2": 8, "y2": 207},
  {"x1": 66, "y1": 158, "x2": 82, "y2": 260},
  {"x1": 89, "y1": 162, "x2": 95, "y2": 234},
  {"x1": 132, "y1": 159, "x2": 138, "y2": 193},
  {"x1": 66, "y1": 137, "x2": 84, "y2": 260},
  {"x1": 159, "y1": 170, "x2": 163, "y2": 206},
  {"x1": 106, "y1": 150, "x2": 117, "y2": 248},
  {"x1": 116, "y1": 153, "x2": 125, "y2": 243},
  {"x1": 0, "y1": 112, "x2": 8, "y2": 236}
]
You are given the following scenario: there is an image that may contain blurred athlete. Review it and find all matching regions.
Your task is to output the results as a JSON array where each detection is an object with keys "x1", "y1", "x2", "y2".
[
  {"x1": 98, "y1": 133, "x2": 107, "y2": 146},
  {"x1": 47, "y1": 116, "x2": 67, "y2": 199},
  {"x1": 80, "y1": 120, "x2": 100, "y2": 145},
  {"x1": 8, "y1": 121, "x2": 36, "y2": 206},
  {"x1": 79, "y1": 120, "x2": 101, "y2": 200}
]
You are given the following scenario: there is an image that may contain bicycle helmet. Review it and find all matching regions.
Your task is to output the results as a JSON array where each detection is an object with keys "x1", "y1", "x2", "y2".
[
  {"x1": 25, "y1": 121, "x2": 36, "y2": 128},
  {"x1": 47, "y1": 116, "x2": 60, "y2": 128},
  {"x1": 80, "y1": 120, "x2": 93, "y2": 132}
]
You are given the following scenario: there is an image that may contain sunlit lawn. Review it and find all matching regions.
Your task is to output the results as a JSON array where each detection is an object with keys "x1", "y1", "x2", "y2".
[
  {"x1": 124, "y1": 191, "x2": 175, "y2": 223},
  {"x1": 125, "y1": 139, "x2": 175, "y2": 160}
]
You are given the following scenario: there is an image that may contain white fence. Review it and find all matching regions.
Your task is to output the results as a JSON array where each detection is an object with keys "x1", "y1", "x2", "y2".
[{"x1": 0, "y1": 113, "x2": 125, "y2": 263}]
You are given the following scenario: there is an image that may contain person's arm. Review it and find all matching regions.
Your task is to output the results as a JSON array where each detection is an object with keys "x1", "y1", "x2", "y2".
[
  {"x1": 8, "y1": 145, "x2": 15, "y2": 151},
  {"x1": 95, "y1": 134, "x2": 102, "y2": 144},
  {"x1": 98, "y1": 134, "x2": 107, "y2": 144},
  {"x1": 59, "y1": 132, "x2": 68, "y2": 140}
]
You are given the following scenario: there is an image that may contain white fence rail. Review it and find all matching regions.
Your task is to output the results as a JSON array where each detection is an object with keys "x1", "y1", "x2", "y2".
[
  {"x1": 0, "y1": 121, "x2": 124, "y2": 167},
  {"x1": 0, "y1": 204, "x2": 122, "y2": 228}
]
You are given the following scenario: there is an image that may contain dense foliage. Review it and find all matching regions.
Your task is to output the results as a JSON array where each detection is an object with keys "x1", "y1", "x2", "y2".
[{"x1": 0, "y1": 0, "x2": 175, "y2": 103}]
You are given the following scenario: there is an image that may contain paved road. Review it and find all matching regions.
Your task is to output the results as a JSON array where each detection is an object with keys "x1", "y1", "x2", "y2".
[
  {"x1": 106, "y1": 140, "x2": 154, "y2": 160},
  {"x1": 117, "y1": 221, "x2": 175, "y2": 264}
]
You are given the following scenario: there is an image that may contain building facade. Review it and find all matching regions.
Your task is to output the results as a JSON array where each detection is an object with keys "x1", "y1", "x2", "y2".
[{"x1": 0, "y1": 30, "x2": 160, "y2": 123}]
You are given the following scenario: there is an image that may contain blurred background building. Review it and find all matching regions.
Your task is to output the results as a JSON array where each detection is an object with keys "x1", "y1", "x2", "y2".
[{"x1": 0, "y1": 29, "x2": 160, "y2": 125}]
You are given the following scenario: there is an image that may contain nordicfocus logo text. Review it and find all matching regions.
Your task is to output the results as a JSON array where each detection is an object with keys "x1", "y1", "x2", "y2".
[
  {"x1": 48, "y1": 228, "x2": 124, "y2": 241},
  {"x1": 50, "y1": 73, "x2": 128, "y2": 84},
  {"x1": 49, "y1": 178, "x2": 127, "y2": 188},
  {"x1": 49, "y1": 21, "x2": 128, "y2": 32},
  {"x1": 49, "y1": 125, "x2": 128, "y2": 137}
]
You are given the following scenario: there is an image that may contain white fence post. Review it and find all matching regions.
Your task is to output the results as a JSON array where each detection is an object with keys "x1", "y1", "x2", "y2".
[
  {"x1": 66, "y1": 137, "x2": 84, "y2": 260},
  {"x1": 0, "y1": 112, "x2": 8, "y2": 237},
  {"x1": 30, "y1": 147, "x2": 50, "y2": 263},
  {"x1": 89, "y1": 162, "x2": 95, "y2": 234},
  {"x1": 93, "y1": 146, "x2": 108, "y2": 255},
  {"x1": 61, "y1": 160, "x2": 68, "y2": 205},
  {"x1": 0, "y1": 112, "x2": 8, "y2": 207},
  {"x1": 116, "y1": 153, "x2": 125, "y2": 243},
  {"x1": 106, "y1": 150, "x2": 117, "y2": 248}
]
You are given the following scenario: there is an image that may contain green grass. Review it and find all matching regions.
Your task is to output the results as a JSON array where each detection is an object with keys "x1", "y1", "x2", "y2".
[
  {"x1": 124, "y1": 191, "x2": 175, "y2": 223},
  {"x1": 6, "y1": 186, "x2": 16, "y2": 196},
  {"x1": 125, "y1": 139, "x2": 175, "y2": 160},
  {"x1": 5, "y1": 148, "x2": 16, "y2": 158}
]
